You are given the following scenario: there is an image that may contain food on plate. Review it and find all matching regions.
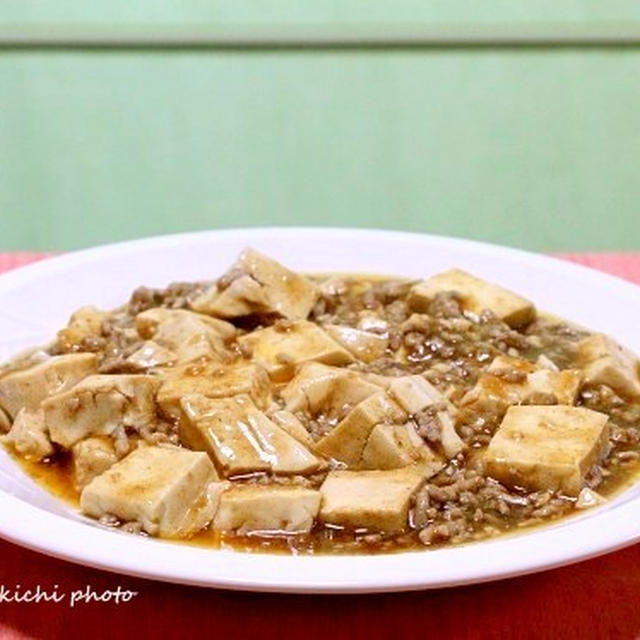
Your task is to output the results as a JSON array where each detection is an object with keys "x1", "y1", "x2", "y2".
[{"x1": 2, "y1": 247, "x2": 640, "y2": 554}]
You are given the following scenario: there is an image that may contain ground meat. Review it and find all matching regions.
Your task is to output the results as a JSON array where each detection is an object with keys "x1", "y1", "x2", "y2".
[
  {"x1": 412, "y1": 465, "x2": 575, "y2": 547},
  {"x1": 128, "y1": 281, "x2": 208, "y2": 314}
]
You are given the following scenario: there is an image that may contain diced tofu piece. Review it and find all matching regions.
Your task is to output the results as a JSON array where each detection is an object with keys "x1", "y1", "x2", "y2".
[
  {"x1": 319, "y1": 465, "x2": 428, "y2": 533},
  {"x1": 462, "y1": 356, "x2": 584, "y2": 409},
  {"x1": 56, "y1": 306, "x2": 108, "y2": 351},
  {"x1": 157, "y1": 362, "x2": 271, "y2": 419},
  {"x1": 483, "y1": 405, "x2": 610, "y2": 495},
  {"x1": 324, "y1": 325, "x2": 388, "y2": 363},
  {"x1": 408, "y1": 269, "x2": 536, "y2": 328},
  {"x1": 180, "y1": 394, "x2": 321, "y2": 477},
  {"x1": 0, "y1": 353, "x2": 98, "y2": 418},
  {"x1": 269, "y1": 410, "x2": 314, "y2": 448},
  {"x1": 248, "y1": 410, "x2": 322, "y2": 475},
  {"x1": 135, "y1": 308, "x2": 236, "y2": 363},
  {"x1": 213, "y1": 485, "x2": 321, "y2": 534},
  {"x1": 191, "y1": 248, "x2": 318, "y2": 321},
  {"x1": 315, "y1": 392, "x2": 406, "y2": 467},
  {"x1": 198, "y1": 275, "x2": 270, "y2": 318},
  {"x1": 72, "y1": 436, "x2": 118, "y2": 489},
  {"x1": 136, "y1": 308, "x2": 236, "y2": 340},
  {"x1": 361, "y1": 422, "x2": 444, "y2": 472},
  {"x1": 80, "y1": 446, "x2": 219, "y2": 537},
  {"x1": 281, "y1": 362, "x2": 380, "y2": 421},
  {"x1": 388, "y1": 375, "x2": 464, "y2": 458},
  {"x1": 126, "y1": 341, "x2": 177, "y2": 370},
  {"x1": 44, "y1": 374, "x2": 160, "y2": 449},
  {"x1": 238, "y1": 321, "x2": 353, "y2": 382},
  {"x1": 576, "y1": 333, "x2": 640, "y2": 399},
  {"x1": 2, "y1": 408, "x2": 54, "y2": 460},
  {"x1": 388, "y1": 375, "x2": 452, "y2": 415},
  {"x1": 180, "y1": 394, "x2": 269, "y2": 475}
]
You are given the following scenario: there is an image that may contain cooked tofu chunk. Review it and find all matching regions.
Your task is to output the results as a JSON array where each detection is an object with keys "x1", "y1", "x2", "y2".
[
  {"x1": 269, "y1": 410, "x2": 315, "y2": 448},
  {"x1": 281, "y1": 362, "x2": 380, "y2": 421},
  {"x1": 2, "y1": 408, "x2": 54, "y2": 460},
  {"x1": 461, "y1": 355, "x2": 583, "y2": 409},
  {"x1": 157, "y1": 362, "x2": 271, "y2": 419},
  {"x1": 484, "y1": 405, "x2": 610, "y2": 495},
  {"x1": 213, "y1": 485, "x2": 321, "y2": 534},
  {"x1": 72, "y1": 436, "x2": 118, "y2": 489},
  {"x1": 56, "y1": 306, "x2": 107, "y2": 351},
  {"x1": 44, "y1": 374, "x2": 160, "y2": 449},
  {"x1": 0, "y1": 353, "x2": 98, "y2": 418},
  {"x1": 191, "y1": 248, "x2": 318, "y2": 321},
  {"x1": 136, "y1": 308, "x2": 236, "y2": 341},
  {"x1": 125, "y1": 341, "x2": 177, "y2": 370},
  {"x1": 324, "y1": 325, "x2": 389, "y2": 363},
  {"x1": 576, "y1": 333, "x2": 640, "y2": 399},
  {"x1": 80, "y1": 446, "x2": 220, "y2": 537},
  {"x1": 319, "y1": 465, "x2": 428, "y2": 533},
  {"x1": 408, "y1": 269, "x2": 536, "y2": 328},
  {"x1": 237, "y1": 321, "x2": 353, "y2": 382},
  {"x1": 315, "y1": 392, "x2": 406, "y2": 467},
  {"x1": 388, "y1": 375, "x2": 464, "y2": 458},
  {"x1": 180, "y1": 394, "x2": 322, "y2": 476},
  {"x1": 361, "y1": 422, "x2": 444, "y2": 472},
  {"x1": 135, "y1": 308, "x2": 236, "y2": 363},
  {"x1": 388, "y1": 375, "x2": 451, "y2": 414}
]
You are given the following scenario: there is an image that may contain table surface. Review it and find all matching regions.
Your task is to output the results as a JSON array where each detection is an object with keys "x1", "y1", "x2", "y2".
[{"x1": 1, "y1": 251, "x2": 639, "y2": 640}]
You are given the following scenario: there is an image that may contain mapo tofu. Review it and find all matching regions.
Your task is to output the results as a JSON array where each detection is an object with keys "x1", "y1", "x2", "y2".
[{"x1": 2, "y1": 247, "x2": 640, "y2": 555}]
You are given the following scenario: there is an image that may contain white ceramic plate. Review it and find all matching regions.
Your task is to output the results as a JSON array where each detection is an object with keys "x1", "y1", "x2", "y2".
[{"x1": 1, "y1": 228, "x2": 639, "y2": 593}]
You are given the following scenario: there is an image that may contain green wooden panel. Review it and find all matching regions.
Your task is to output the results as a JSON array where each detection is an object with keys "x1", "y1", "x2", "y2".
[
  {"x1": 1, "y1": 49, "x2": 639, "y2": 251},
  {"x1": 2, "y1": 0, "x2": 640, "y2": 30}
]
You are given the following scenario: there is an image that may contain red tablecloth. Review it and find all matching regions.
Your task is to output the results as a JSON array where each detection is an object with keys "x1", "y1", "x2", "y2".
[{"x1": 1, "y1": 251, "x2": 639, "y2": 640}]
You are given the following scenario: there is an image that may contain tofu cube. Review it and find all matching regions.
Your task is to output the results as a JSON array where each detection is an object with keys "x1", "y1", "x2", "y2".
[
  {"x1": 388, "y1": 375, "x2": 464, "y2": 458},
  {"x1": 361, "y1": 422, "x2": 443, "y2": 473},
  {"x1": 2, "y1": 408, "x2": 54, "y2": 461},
  {"x1": 125, "y1": 341, "x2": 177, "y2": 370},
  {"x1": 80, "y1": 446, "x2": 219, "y2": 537},
  {"x1": 44, "y1": 374, "x2": 160, "y2": 449},
  {"x1": 324, "y1": 325, "x2": 389, "y2": 363},
  {"x1": 484, "y1": 405, "x2": 610, "y2": 495},
  {"x1": 72, "y1": 436, "x2": 118, "y2": 489},
  {"x1": 191, "y1": 248, "x2": 318, "y2": 321},
  {"x1": 180, "y1": 393, "x2": 321, "y2": 477},
  {"x1": 388, "y1": 375, "x2": 452, "y2": 415},
  {"x1": 237, "y1": 321, "x2": 353, "y2": 382},
  {"x1": 408, "y1": 269, "x2": 536, "y2": 328},
  {"x1": 156, "y1": 362, "x2": 271, "y2": 419},
  {"x1": 180, "y1": 394, "x2": 270, "y2": 475},
  {"x1": 269, "y1": 410, "x2": 315, "y2": 448},
  {"x1": 281, "y1": 362, "x2": 381, "y2": 421},
  {"x1": 136, "y1": 308, "x2": 236, "y2": 341},
  {"x1": 0, "y1": 353, "x2": 97, "y2": 418},
  {"x1": 319, "y1": 465, "x2": 427, "y2": 533},
  {"x1": 135, "y1": 308, "x2": 236, "y2": 363},
  {"x1": 577, "y1": 333, "x2": 640, "y2": 399},
  {"x1": 213, "y1": 485, "x2": 321, "y2": 534},
  {"x1": 56, "y1": 306, "x2": 107, "y2": 352},
  {"x1": 315, "y1": 392, "x2": 406, "y2": 467},
  {"x1": 462, "y1": 355, "x2": 584, "y2": 409}
]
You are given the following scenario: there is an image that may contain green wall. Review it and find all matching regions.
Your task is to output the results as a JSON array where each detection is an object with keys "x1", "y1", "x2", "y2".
[{"x1": 2, "y1": 4, "x2": 640, "y2": 251}]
